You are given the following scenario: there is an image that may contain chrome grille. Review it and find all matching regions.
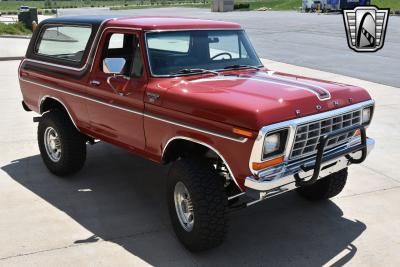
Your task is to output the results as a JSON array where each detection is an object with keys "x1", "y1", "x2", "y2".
[{"x1": 290, "y1": 110, "x2": 362, "y2": 160}]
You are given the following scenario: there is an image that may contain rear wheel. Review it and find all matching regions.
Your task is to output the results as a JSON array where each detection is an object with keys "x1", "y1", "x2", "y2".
[
  {"x1": 167, "y1": 158, "x2": 228, "y2": 251},
  {"x1": 296, "y1": 168, "x2": 348, "y2": 201},
  {"x1": 38, "y1": 110, "x2": 86, "y2": 176}
]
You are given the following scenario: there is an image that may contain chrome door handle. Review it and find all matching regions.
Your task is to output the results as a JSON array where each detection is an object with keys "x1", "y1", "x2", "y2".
[{"x1": 90, "y1": 80, "x2": 101, "y2": 86}]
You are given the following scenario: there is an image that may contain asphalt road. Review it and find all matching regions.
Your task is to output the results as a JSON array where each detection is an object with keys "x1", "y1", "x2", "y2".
[
  {"x1": 56, "y1": 8, "x2": 400, "y2": 87},
  {"x1": 1, "y1": 58, "x2": 400, "y2": 266}
]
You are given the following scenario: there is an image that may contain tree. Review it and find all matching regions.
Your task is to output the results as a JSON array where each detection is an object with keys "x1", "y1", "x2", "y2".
[{"x1": 44, "y1": 0, "x2": 52, "y2": 9}]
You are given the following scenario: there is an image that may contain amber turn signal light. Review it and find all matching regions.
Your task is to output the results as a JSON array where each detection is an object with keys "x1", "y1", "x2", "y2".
[
  {"x1": 252, "y1": 155, "x2": 284, "y2": 171},
  {"x1": 232, "y1": 127, "x2": 254, "y2": 138}
]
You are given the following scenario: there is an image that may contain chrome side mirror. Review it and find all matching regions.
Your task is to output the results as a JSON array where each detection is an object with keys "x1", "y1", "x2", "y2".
[{"x1": 103, "y1": 58, "x2": 126, "y2": 74}]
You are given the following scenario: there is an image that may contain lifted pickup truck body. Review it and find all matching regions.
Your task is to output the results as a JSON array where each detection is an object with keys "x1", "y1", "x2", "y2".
[{"x1": 19, "y1": 16, "x2": 375, "y2": 251}]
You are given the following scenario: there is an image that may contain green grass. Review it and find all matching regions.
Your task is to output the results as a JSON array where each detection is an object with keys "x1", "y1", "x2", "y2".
[
  {"x1": 0, "y1": 0, "x2": 210, "y2": 13},
  {"x1": 245, "y1": 0, "x2": 300, "y2": 10},
  {"x1": 0, "y1": 1, "x2": 142, "y2": 11},
  {"x1": 0, "y1": 1, "x2": 43, "y2": 12},
  {"x1": 0, "y1": 22, "x2": 31, "y2": 35},
  {"x1": 110, "y1": 2, "x2": 210, "y2": 10},
  {"x1": 372, "y1": 0, "x2": 400, "y2": 9}
]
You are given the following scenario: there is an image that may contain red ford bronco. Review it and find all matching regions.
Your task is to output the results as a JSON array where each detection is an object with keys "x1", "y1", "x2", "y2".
[{"x1": 19, "y1": 16, "x2": 375, "y2": 251}]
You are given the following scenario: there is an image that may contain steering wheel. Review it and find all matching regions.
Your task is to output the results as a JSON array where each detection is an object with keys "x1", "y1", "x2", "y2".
[{"x1": 211, "y1": 52, "x2": 232, "y2": 60}]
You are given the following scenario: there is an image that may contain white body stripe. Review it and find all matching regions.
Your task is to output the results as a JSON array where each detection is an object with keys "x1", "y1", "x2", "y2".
[
  {"x1": 190, "y1": 73, "x2": 331, "y2": 101},
  {"x1": 20, "y1": 77, "x2": 247, "y2": 143}
]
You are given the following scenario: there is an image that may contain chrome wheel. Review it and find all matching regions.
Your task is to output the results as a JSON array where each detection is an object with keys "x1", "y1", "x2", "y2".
[
  {"x1": 174, "y1": 181, "x2": 194, "y2": 232},
  {"x1": 44, "y1": 126, "x2": 62, "y2": 162}
]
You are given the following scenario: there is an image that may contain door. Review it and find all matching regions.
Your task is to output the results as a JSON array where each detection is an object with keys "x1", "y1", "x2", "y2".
[{"x1": 86, "y1": 29, "x2": 147, "y2": 151}]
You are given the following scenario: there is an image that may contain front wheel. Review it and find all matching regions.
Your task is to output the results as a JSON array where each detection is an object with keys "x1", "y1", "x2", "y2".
[
  {"x1": 296, "y1": 168, "x2": 348, "y2": 201},
  {"x1": 167, "y1": 158, "x2": 228, "y2": 251},
  {"x1": 38, "y1": 110, "x2": 86, "y2": 176}
]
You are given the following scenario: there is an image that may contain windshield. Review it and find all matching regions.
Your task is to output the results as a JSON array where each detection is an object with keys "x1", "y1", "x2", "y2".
[{"x1": 145, "y1": 30, "x2": 263, "y2": 76}]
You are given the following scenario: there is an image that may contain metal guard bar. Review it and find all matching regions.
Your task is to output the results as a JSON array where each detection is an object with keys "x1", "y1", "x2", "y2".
[{"x1": 294, "y1": 124, "x2": 367, "y2": 186}]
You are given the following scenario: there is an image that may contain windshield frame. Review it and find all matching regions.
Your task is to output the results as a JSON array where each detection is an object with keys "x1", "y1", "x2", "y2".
[{"x1": 144, "y1": 29, "x2": 264, "y2": 78}]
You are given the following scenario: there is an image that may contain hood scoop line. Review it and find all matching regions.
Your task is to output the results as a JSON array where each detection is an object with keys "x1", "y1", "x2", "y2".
[
  {"x1": 260, "y1": 72, "x2": 331, "y2": 100},
  {"x1": 190, "y1": 71, "x2": 332, "y2": 101}
]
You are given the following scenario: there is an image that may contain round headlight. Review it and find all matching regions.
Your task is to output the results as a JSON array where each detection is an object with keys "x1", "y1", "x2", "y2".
[{"x1": 263, "y1": 133, "x2": 280, "y2": 155}]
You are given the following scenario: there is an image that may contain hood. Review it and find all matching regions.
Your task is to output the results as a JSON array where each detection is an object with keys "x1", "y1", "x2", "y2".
[{"x1": 157, "y1": 70, "x2": 372, "y2": 130}]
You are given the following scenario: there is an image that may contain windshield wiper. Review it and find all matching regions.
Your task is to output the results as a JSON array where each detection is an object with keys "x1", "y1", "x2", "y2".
[
  {"x1": 223, "y1": 64, "x2": 262, "y2": 70},
  {"x1": 173, "y1": 68, "x2": 219, "y2": 76}
]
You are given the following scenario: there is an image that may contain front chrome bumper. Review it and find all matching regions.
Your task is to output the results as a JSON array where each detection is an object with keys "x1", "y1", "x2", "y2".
[{"x1": 245, "y1": 137, "x2": 375, "y2": 192}]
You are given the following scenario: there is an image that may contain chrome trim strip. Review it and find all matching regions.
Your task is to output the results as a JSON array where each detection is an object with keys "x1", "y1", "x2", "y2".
[
  {"x1": 20, "y1": 77, "x2": 246, "y2": 143},
  {"x1": 22, "y1": 58, "x2": 87, "y2": 71},
  {"x1": 249, "y1": 99, "x2": 375, "y2": 175},
  {"x1": 21, "y1": 77, "x2": 143, "y2": 115},
  {"x1": 39, "y1": 95, "x2": 79, "y2": 130},
  {"x1": 228, "y1": 192, "x2": 246, "y2": 200},
  {"x1": 163, "y1": 136, "x2": 243, "y2": 192},
  {"x1": 144, "y1": 113, "x2": 247, "y2": 143},
  {"x1": 144, "y1": 28, "x2": 242, "y2": 33}
]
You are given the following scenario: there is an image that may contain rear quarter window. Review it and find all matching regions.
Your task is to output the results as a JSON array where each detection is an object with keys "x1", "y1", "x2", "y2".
[{"x1": 35, "y1": 25, "x2": 92, "y2": 63}]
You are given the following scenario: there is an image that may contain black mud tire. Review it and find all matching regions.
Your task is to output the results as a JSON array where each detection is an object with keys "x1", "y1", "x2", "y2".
[
  {"x1": 167, "y1": 158, "x2": 228, "y2": 252},
  {"x1": 38, "y1": 110, "x2": 86, "y2": 176},
  {"x1": 296, "y1": 168, "x2": 348, "y2": 201}
]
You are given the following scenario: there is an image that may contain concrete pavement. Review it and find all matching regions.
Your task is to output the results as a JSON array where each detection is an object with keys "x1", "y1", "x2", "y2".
[
  {"x1": 0, "y1": 15, "x2": 49, "y2": 60},
  {"x1": 0, "y1": 58, "x2": 399, "y2": 266},
  {"x1": 0, "y1": 37, "x2": 29, "y2": 60}
]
